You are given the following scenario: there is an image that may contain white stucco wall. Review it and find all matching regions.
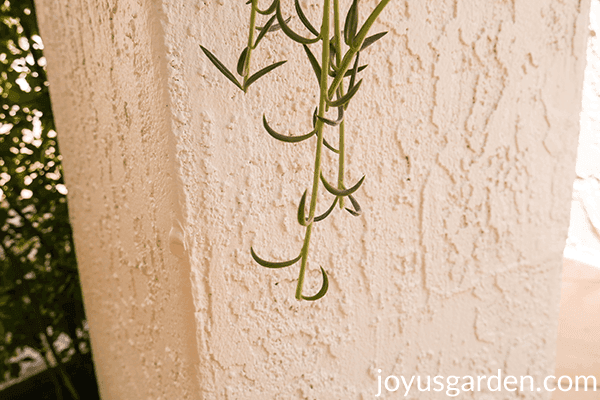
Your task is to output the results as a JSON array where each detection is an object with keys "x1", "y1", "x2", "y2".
[
  {"x1": 36, "y1": 0, "x2": 589, "y2": 399},
  {"x1": 34, "y1": 0, "x2": 201, "y2": 398}
]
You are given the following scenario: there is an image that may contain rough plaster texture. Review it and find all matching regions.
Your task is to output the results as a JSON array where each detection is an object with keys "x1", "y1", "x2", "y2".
[
  {"x1": 34, "y1": 0, "x2": 201, "y2": 399},
  {"x1": 36, "y1": 0, "x2": 589, "y2": 399}
]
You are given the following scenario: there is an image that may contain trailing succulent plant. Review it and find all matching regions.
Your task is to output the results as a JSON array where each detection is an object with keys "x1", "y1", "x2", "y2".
[{"x1": 201, "y1": 0, "x2": 390, "y2": 301}]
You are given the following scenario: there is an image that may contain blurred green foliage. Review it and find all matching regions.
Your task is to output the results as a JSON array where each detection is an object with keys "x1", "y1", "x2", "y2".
[{"x1": 0, "y1": 0, "x2": 90, "y2": 386}]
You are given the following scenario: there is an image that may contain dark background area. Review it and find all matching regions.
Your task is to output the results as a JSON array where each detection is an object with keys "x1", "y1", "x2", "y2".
[{"x1": 1, "y1": 1, "x2": 99, "y2": 398}]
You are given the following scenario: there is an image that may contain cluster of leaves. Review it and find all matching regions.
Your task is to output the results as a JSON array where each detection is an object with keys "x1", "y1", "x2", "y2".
[
  {"x1": 202, "y1": 0, "x2": 390, "y2": 301},
  {"x1": 200, "y1": 0, "x2": 288, "y2": 92},
  {"x1": 0, "y1": 0, "x2": 90, "y2": 390}
]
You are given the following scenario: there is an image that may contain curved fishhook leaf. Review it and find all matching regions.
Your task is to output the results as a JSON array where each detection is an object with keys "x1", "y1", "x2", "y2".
[
  {"x1": 329, "y1": 60, "x2": 338, "y2": 75},
  {"x1": 312, "y1": 107, "x2": 318, "y2": 128},
  {"x1": 297, "y1": 190, "x2": 313, "y2": 226},
  {"x1": 317, "y1": 106, "x2": 344, "y2": 126},
  {"x1": 353, "y1": 3, "x2": 390, "y2": 51},
  {"x1": 301, "y1": 266, "x2": 329, "y2": 301},
  {"x1": 255, "y1": 0, "x2": 278, "y2": 15},
  {"x1": 345, "y1": 194, "x2": 362, "y2": 216},
  {"x1": 326, "y1": 79, "x2": 363, "y2": 108},
  {"x1": 361, "y1": 31, "x2": 388, "y2": 51},
  {"x1": 329, "y1": 39, "x2": 338, "y2": 67},
  {"x1": 257, "y1": 16, "x2": 290, "y2": 32},
  {"x1": 237, "y1": 47, "x2": 249, "y2": 76},
  {"x1": 302, "y1": 44, "x2": 321, "y2": 84},
  {"x1": 294, "y1": 0, "x2": 319, "y2": 36},
  {"x1": 344, "y1": 0, "x2": 359, "y2": 46},
  {"x1": 254, "y1": 15, "x2": 277, "y2": 48},
  {"x1": 320, "y1": 173, "x2": 365, "y2": 197},
  {"x1": 328, "y1": 64, "x2": 367, "y2": 78},
  {"x1": 245, "y1": 60, "x2": 287, "y2": 89},
  {"x1": 314, "y1": 197, "x2": 338, "y2": 222},
  {"x1": 251, "y1": 247, "x2": 301, "y2": 268},
  {"x1": 276, "y1": 3, "x2": 320, "y2": 44},
  {"x1": 323, "y1": 138, "x2": 340, "y2": 154},
  {"x1": 200, "y1": 45, "x2": 243, "y2": 90},
  {"x1": 263, "y1": 115, "x2": 316, "y2": 143}
]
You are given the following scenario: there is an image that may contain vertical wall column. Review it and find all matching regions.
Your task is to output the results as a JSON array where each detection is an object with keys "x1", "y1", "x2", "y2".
[
  {"x1": 37, "y1": 0, "x2": 590, "y2": 398},
  {"x1": 35, "y1": 0, "x2": 201, "y2": 398}
]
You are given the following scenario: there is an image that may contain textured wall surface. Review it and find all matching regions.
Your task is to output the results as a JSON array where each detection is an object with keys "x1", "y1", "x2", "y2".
[
  {"x1": 36, "y1": 0, "x2": 589, "y2": 399},
  {"x1": 34, "y1": 0, "x2": 201, "y2": 399}
]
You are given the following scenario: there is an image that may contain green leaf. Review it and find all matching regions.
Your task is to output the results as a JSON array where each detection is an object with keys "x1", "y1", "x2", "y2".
[
  {"x1": 263, "y1": 115, "x2": 316, "y2": 143},
  {"x1": 255, "y1": 0, "x2": 278, "y2": 15},
  {"x1": 6, "y1": 88, "x2": 40, "y2": 104},
  {"x1": 294, "y1": 0, "x2": 319, "y2": 36},
  {"x1": 314, "y1": 197, "x2": 338, "y2": 222},
  {"x1": 344, "y1": 0, "x2": 359, "y2": 46},
  {"x1": 329, "y1": 39, "x2": 338, "y2": 66},
  {"x1": 328, "y1": 64, "x2": 367, "y2": 78},
  {"x1": 301, "y1": 266, "x2": 329, "y2": 301},
  {"x1": 237, "y1": 47, "x2": 249, "y2": 76},
  {"x1": 251, "y1": 247, "x2": 301, "y2": 268},
  {"x1": 200, "y1": 45, "x2": 243, "y2": 90},
  {"x1": 317, "y1": 106, "x2": 344, "y2": 126},
  {"x1": 245, "y1": 60, "x2": 287, "y2": 89},
  {"x1": 276, "y1": 3, "x2": 320, "y2": 44},
  {"x1": 345, "y1": 194, "x2": 362, "y2": 216},
  {"x1": 257, "y1": 16, "x2": 289, "y2": 33},
  {"x1": 323, "y1": 138, "x2": 340, "y2": 154},
  {"x1": 354, "y1": 2, "x2": 390, "y2": 50},
  {"x1": 320, "y1": 173, "x2": 365, "y2": 197},
  {"x1": 302, "y1": 44, "x2": 321, "y2": 84},
  {"x1": 297, "y1": 190, "x2": 312, "y2": 226},
  {"x1": 254, "y1": 15, "x2": 277, "y2": 48},
  {"x1": 326, "y1": 79, "x2": 363, "y2": 108},
  {"x1": 361, "y1": 31, "x2": 388, "y2": 51}
]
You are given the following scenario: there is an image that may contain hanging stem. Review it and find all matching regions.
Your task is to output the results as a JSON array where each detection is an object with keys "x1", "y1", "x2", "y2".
[
  {"x1": 295, "y1": 0, "x2": 331, "y2": 300},
  {"x1": 243, "y1": 0, "x2": 259, "y2": 91},
  {"x1": 333, "y1": 0, "x2": 345, "y2": 208},
  {"x1": 328, "y1": 0, "x2": 391, "y2": 99},
  {"x1": 248, "y1": 0, "x2": 391, "y2": 300}
]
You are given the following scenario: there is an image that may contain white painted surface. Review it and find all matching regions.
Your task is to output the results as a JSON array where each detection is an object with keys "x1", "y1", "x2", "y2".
[
  {"x1": 34, "y1": 0, "x2": 202, "y2": 398},
  {"x1": 35, "y1": 0, "x2": 589, "y2": 398}
]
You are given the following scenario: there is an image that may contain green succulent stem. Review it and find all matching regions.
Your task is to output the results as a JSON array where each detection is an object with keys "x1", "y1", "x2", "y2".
[
  {"x1": 328, "y1": 0, "x2": 391, "y2": 99},
  {"x1": 295, "y1": 0, "x2": 331, "y2": 301},
  {"x1": 238, "y1": 0, "x2": 390, "y2": 301},
  {"x1": 333, "y1": 0, "x2": 345, "y2": 208},
  {"x1": 243, "y1": 0, "x2": 259, "y2": 91}
]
